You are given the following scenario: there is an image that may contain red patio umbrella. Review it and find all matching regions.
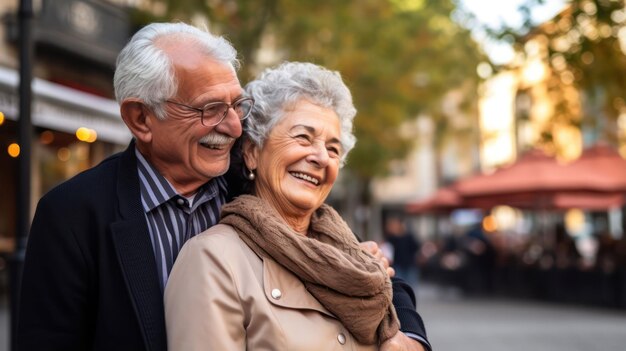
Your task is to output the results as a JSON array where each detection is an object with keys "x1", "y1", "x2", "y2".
[
  {"x1": 453, "y1": 145, "x2": 626, "y2": 210},
  {"x1": 454, "y1": 149, "x2": 569, "y2": 208},
  {"x1": 560, "y1": 143, "x2": 626, "y2": 192},
  {"x1": 552, "y1": 191, "x2": 625, "y2": 210}
]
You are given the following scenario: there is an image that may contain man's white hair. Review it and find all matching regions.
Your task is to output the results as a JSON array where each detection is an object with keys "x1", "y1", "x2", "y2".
[{"x1": 114, "y1": 22, "x2": 239, "y2": 119}]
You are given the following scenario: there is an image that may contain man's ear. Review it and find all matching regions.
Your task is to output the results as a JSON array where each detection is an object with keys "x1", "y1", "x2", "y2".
[
  {"x1": 242, "y1": 138, "x2": 259, "y2": 170},
  {"x1": 120, "y1": 98, "x2": 153, "y2": 143}
]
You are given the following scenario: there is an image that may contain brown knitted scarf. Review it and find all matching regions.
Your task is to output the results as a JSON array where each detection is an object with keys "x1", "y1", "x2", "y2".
[{"x1": 220, "y1": 195, "x2": 399, "y2": 345}]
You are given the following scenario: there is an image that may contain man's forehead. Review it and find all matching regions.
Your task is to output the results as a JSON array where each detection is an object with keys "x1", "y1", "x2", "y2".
[
  {"x1": 154, "y1": 33, "x2": 196, "y2": 50},
  {"x1": 156, "y1": 34, "x2": 233, "y2": 70},
  {"x1": 157, "y1": 36, "x2": 209, "y2": 66}
]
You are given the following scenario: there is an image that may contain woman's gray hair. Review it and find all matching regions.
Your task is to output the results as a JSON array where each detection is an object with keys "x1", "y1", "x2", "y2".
[
  {"x1": 244, "y1": 62, "x2": 357, "y2": 166},
  {"x1": 114, "y1": 22, "x2": 239, "y2": 120}
]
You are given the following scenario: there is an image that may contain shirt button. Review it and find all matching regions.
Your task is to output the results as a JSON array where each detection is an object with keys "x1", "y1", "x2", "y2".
[
  {"x1": 176, "y1": 198, "x2": 185, "y2": 206},
  {"x1": 337, "y1": 333, "x2": 346, "y2": 345},
  {"x1": 271, "y1": 288, "x2": 282, "y2": 300}
]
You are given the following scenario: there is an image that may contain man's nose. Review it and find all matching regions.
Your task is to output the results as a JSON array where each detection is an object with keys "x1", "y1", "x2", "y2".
[{"x1": 214, "y1": 108, "x2": 243, "y2": 138}]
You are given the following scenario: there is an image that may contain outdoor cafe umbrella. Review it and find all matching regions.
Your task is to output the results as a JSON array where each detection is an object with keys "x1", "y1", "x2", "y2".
[
  {"x1": 406, "y1": 150, "x2": 570, "y2": 212},
  {"x1": 453, "y1": 149, "x2": 571, "y2": 209},
  {"x1": 551, "y1": 191, "x2": 625, "y2": 210},
  {"x1": 551, "y1": 143, "x2": 626, "y2": 209},
  {"x1": 560, "y1": 143, "x2": 626, "y2": 192},
  {"x1": 450, "y1": 145, "x2": 626, "y2": 210}
]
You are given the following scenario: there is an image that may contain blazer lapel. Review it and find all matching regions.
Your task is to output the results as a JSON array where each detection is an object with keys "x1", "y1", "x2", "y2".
[{"x1": 111, "y1": 142, "x2": 166, "y2": 351}]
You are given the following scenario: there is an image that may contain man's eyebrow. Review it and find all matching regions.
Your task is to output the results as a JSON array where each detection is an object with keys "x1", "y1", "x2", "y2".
[{"x1": 200, "y1": 92, "x2": 246, "y2": 104}]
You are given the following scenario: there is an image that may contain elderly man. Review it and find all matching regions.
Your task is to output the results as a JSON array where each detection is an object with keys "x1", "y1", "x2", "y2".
[{"x1": 17, "y1": 22, "x2": 430, "y2": 351}]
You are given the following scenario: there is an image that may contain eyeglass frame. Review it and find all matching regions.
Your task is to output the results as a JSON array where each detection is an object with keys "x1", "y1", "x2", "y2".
[{"x1": 164, "y1": 97, "x2": 255, "y2": 126}]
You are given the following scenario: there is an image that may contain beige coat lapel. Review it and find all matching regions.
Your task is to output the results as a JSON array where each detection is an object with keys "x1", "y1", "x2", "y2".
[{"x1": 262, "y1": 257, "x2": 334, "y2": 317}]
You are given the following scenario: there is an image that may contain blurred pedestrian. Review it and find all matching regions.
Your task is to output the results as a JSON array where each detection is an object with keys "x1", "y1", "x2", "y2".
[
  {"x1": 553, "y1": 223, "x2": 581, "y2": 269},
  {"x1": 460, "y1": 223, "x2": 496, "y2": 295},
  {"x1": 384, "y1": 215, "x2": 421, "y2": 289}
]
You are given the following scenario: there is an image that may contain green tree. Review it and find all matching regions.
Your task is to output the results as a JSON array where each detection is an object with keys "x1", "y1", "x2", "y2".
[
  {"x1": 485, "y1": 0, "x2": 626, "y2": 151},
  {"x1": 133, "y1": 0, "x2": 484, "y2": 181}
]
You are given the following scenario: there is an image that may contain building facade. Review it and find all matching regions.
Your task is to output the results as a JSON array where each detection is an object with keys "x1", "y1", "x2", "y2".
[{"x1": 0, "y1": 0, "x2": 132, "y2": 259}]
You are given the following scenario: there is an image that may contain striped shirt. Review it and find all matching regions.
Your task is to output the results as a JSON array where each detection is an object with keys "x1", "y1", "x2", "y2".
[{"x1": 135, "y1": 149, "x2": 228, "y2": 290}]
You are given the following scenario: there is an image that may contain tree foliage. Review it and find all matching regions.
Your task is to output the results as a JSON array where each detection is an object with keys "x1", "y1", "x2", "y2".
[
  {"x1": 132, "y1": 0, "x2": 485, "y2": 180},
  {"x1": 485, "y1": 0, "x2": 626, "y2": 150}
]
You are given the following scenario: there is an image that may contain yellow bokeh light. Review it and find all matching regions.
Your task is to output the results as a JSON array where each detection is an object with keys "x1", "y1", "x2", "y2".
[
  {"x1": 482, "y1": 215, "x2": 498, "y2": 233},
  {"x1": 76, "y1": 127, "x2": 91, "y2": 142},
  {"x1": 8, "y1": 143, "x2": 20, "y2": 158},
  {"x1": 491, "y1": 206, "x2": 521, "y2": 232},
  {"x1": 0, "y1": 111, "x2": 5, "y2": 125},
  {"x1": 86, "y1": 129, "x2": 97, "y2": 143},
  {"x1": 522, "y1": 60, "x2": 546, "y2": 85},
  {"x1": 565, "y1": 208, "x2": 586, "y2": 237},
  {"x1": 76, "y1": 127, "x2": 97, "y2": 143}
]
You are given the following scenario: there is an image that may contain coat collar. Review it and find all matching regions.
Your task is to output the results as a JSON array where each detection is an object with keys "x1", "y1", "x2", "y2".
[{"x1": 110, "y1": 140, "x2": 166, "y2": 351}]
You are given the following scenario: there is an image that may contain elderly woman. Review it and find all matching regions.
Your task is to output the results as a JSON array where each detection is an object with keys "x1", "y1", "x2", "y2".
[{"x1": 165, "y1": 62, "x2": 402, "y2": 350}]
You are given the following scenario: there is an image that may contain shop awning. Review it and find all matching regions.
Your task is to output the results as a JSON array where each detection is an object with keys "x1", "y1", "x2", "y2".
[{"x1": 0, "y1": 66, "x2": 131, "y2": 145}]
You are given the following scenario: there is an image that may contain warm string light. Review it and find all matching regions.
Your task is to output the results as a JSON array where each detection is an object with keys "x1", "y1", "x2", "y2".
[
  {"x1": 8, "y1": 143, "x2": 20, "y2": 158},
  {"x1": 482, "y1": 214, "x2": 498, "y2": 233},
  {"x1": 76, "y1": 127, "x2": 97, "y2": 143}
]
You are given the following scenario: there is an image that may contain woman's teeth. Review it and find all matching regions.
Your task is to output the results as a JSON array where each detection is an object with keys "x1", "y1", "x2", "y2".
[{"x1": 290, "y1": 172, "x2": 319, "y2": 185}]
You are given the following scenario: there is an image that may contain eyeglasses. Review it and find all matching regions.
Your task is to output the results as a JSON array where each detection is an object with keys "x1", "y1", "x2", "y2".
[{"x1": 165, "y1": 97, "x2": 255, "y2": 126}]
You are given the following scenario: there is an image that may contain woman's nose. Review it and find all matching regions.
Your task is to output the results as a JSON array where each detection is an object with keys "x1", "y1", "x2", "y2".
[{"x1": 307, "y1": 143, "x2": 329, "y2": 168}]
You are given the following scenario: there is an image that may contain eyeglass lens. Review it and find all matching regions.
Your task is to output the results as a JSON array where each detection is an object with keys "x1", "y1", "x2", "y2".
[{"x1": 202, "y1": 99, "x2": 253, "y2": 126}]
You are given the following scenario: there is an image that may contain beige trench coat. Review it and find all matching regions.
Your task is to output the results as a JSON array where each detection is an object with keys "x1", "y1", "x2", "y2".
[{"x1": 165, "y1": 224, "x2": 378, "y2": 351}]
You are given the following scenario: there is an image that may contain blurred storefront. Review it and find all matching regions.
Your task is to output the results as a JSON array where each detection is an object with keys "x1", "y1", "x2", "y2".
[{"x1": 0, "y1": 0, "x2": 132, "y2": 269}]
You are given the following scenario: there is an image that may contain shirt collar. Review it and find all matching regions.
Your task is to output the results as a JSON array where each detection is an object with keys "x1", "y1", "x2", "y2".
[{"x1": 135, "y1": 148, "x2": 224, "y2": 212}]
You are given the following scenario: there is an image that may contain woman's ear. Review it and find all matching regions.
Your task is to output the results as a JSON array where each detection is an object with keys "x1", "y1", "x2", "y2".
[
  {"x1": 120, "y1": 99, "x2": 153, "y2": 143},
  {"x1": 242, "y1": 138, "x2": 259, "y2": 170}
]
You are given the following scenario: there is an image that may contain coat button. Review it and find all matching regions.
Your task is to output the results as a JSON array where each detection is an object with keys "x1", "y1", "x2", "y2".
[
  {"x1": 271, "y1": 288, "x2": 282, "y2": 300},
  {"x1": 337, "y1": 333, "x2": 346, "y2": 345},
  {"x1": 176, "y1": 198, "x2": 185, "y2": 206}
]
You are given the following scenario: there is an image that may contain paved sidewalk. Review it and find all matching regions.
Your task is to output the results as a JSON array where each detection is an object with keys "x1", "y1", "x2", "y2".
[{"x1": 417, "y1": 284, "x2": 626, "y2": 351}]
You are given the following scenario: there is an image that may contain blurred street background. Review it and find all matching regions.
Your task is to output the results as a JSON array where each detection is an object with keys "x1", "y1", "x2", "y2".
[{"x1": 2, "y1": 0, "x2": 626, "y2": 349}]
